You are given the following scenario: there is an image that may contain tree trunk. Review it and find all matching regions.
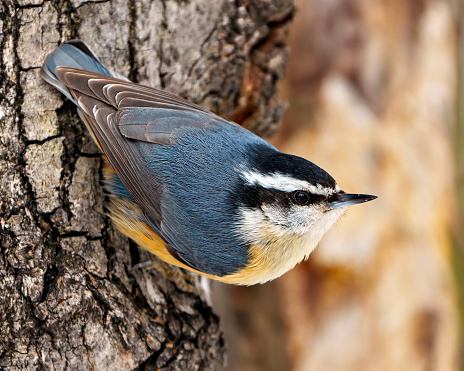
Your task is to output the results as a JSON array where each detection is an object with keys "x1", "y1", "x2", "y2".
[{"x1": 0, "y1": 0, "x2": 293, "y2": 369}]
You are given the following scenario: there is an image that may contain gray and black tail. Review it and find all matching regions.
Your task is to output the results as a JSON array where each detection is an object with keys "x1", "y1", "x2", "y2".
[{"x1": 40, "y1": 40, "x2": 113, "y2": 104}]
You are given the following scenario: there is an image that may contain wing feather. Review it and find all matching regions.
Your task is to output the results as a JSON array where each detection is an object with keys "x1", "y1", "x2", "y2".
[
  {"x1": 87, "y1": 79, "x2": 112, "y2": 101},
  {"x1": 51, "y1": 66, "x2": 242, "y2": 271},
  {"x1": 118, "y1": 97, "x2": 191, "y2": 110}
]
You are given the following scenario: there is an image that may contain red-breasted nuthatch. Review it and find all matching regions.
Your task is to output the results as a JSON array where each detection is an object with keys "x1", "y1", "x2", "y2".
[{"x1": 41, "y1": 40, "x2": 376, "y2": 285}]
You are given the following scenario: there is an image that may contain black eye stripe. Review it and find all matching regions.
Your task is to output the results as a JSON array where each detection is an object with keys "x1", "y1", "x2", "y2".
[
  {"x1": 235, "y1": 182, "x2": 329, "y2": 210},
  {"x1": 257, "y1": 188, "x2": 327, "y2": 207},
  {"x1": 291, "y1": 191, "x2": 326, "y2": 206}
]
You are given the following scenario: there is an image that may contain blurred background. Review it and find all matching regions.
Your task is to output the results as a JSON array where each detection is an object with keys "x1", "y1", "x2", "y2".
[{"x1": 212, "y1": 0, "x2": 464, "y2": 370}]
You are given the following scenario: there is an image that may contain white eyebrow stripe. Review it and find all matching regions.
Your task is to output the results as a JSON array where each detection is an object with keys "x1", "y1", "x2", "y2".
[{"x1": 241, "y1": 171, "x2": 333, "y2": 196}]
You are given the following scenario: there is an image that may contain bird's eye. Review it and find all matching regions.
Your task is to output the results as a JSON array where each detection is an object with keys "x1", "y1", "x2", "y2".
[{"x1": 292, "y1": 191, "x2": 311, "y2": 205}]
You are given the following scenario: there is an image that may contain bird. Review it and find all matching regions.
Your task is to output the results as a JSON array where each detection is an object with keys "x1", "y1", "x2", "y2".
[{"x1": 40, "y1": 40, "x2": 377, "y2": 285}]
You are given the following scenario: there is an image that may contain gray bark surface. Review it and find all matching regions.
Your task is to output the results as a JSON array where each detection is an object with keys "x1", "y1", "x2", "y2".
[{"x1": 0, "y1": 0, "x2": 293, "y2": 369}]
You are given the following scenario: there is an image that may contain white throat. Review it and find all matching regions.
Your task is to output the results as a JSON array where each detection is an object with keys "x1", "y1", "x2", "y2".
[{"x1": 234, "y1": 206, "x2": 345, "y2": 284}]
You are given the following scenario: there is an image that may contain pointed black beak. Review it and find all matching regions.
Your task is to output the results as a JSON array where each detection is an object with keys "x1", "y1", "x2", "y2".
[{"x1": 328, "y1": 192, "x2": 377, "y2": 210}]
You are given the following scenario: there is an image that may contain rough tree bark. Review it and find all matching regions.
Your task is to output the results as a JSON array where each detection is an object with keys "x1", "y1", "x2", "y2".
[{"x1": 0, "y1": 0, "x2": 293, "y2": 369}]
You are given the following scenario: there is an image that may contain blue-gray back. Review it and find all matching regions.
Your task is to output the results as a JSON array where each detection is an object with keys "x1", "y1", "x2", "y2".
[{"x1": 138, "y1": 120, "x2": 276, "y2": 276}]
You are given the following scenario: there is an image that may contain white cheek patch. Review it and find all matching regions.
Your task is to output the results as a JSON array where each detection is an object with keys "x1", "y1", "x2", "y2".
[
  {"x1": 260, "y1": 203, "x2": 319, "y2": 232},
  {"x1": 235, "y1": 203, "x2": 344, "y2": 245},
  {"x1": 240, "y1": 170, "x2": 335, "y2": 196}
]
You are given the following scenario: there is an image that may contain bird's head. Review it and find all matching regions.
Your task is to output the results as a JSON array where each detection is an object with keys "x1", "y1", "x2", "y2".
[{"x1": 228, "y1": 149, "x2": 376, "y2": 284}]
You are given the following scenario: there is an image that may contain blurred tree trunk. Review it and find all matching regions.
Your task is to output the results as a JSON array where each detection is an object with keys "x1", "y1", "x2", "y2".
[
  {"x1": 0, "y1": 0, "x2": 292, "y2": 369},
  {"x1": 216, "y1": 0, "x2": 461, "y2": 371}
]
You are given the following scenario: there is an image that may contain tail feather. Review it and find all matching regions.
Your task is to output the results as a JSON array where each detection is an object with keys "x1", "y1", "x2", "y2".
[{"x1": 40, "y1": 40, "x2": 112, "y2": 103}]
